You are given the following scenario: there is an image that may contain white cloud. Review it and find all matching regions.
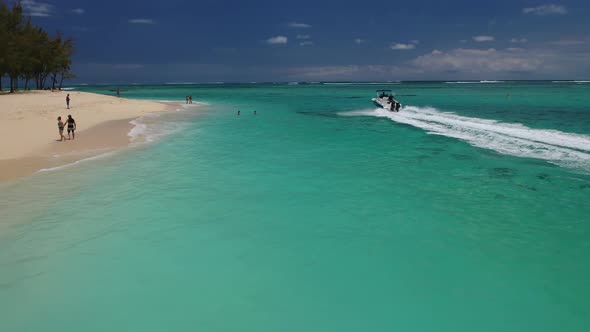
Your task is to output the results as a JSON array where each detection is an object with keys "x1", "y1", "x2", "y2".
[
  {"x1": 473, "y1": 35, "x2": 495, "y2": 42},
  {"x1": 288, "y1": 22, "x2": 312, "y2": 28},
  {"x1": 459, "y1": 39, "x2": 467, "y2": 43},
  {"x1": 523, "y1": 4, "x2": 567, "y2": 16},
  {"x1": 267, "y1": 36, "x2": 288, "y2": 44},
  {"x1": 71, "y1": 8, "x2": 85, "y2": 15},
  {"x1": 410, "y1": 40, "x2": 420, "y2": 44},
  {"x1": 296, "y1": 34, "x2": 310, "y2": 40},
  {"x1": 510, "y1": 38, "x2": 528, "y2": 43},
  {"x1": 129, "y1": 19, "x2": 155, "y2": 24},
  {"x1": 299, "y1": 41, "x2": 314, "y2": 46},
  {"x1": 549, "y1": 39, "x2": 587, "y2": 46},
  {"x1": 21, "y1": 0, "x2": 53, "y2": 17},
  {"x1": 412, "y1": 48, "x2": 543, "y2": 74},
  {"x1": 286, "y1": 65, "x2": 361, "y2": 79},
  {"x1": 354, "y1": 38, "x2": 364, "y2": 45},
  {"x1": 390, "y1": 43, "x2": 415, "y2": 50}
]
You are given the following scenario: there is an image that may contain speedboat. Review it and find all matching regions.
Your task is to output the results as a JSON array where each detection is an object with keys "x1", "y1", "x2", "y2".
[{"x1": 372, "y1": 90, "x2": 402, "y2": 112}]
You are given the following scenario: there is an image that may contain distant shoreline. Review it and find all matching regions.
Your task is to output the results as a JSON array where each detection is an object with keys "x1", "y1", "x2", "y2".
[{"x1": 38, "y1": 80, "x2": 590, "y2": 87}]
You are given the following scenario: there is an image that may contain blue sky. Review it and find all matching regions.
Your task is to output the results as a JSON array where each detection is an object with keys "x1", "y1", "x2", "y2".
[{"x1": 20, "y1": 0, "x2": 590, "y2": 82}]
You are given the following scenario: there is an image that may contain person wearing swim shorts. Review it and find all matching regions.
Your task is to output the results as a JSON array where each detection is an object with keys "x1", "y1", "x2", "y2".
[
  {"x1": 66, "y1": 114, "x2": 77, "y2": 140},
  {"x1": 66, "y1": 94, "x2": 71, "y2": 109}
]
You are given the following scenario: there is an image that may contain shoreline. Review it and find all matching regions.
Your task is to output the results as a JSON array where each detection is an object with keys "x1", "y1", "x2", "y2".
[{"x1": 0, "y1": 90, "x2": 181, "y2": 182}]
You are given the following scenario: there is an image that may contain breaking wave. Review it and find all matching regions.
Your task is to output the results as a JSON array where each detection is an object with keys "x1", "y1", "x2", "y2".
[
  {"x1": 445, "y1": 80, "x2": 504, "y2": 84},
  {"x1": 339, "y1": 106, "x2": 590, "y2": 171}
]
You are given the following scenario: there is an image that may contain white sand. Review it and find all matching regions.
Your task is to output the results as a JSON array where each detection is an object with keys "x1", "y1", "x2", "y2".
[{"x1": 0, "y1": 90, "x2": 174, "y2": 181}]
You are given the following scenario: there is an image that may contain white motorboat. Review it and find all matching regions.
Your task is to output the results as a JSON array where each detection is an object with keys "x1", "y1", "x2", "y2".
[{"x1": 372, "y1": 90, "x2": 402, "y2": 112}]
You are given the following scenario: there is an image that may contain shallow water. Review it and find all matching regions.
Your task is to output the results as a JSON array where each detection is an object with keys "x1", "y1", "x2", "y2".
[{"x1": 1, "y1": 82, "x2": 590, "y2": 331}]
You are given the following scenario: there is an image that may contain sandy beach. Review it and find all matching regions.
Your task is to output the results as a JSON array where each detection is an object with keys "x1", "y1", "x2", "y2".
[{"x1": 0, "y1": 90, "x2": 173, "y2": 181}]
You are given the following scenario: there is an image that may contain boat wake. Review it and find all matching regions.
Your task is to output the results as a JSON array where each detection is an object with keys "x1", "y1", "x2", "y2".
[{"x1": 339, "y1": 106, "x2": 590, "y2": 171}]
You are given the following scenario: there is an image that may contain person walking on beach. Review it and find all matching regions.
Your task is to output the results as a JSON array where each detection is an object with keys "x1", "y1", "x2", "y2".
[
  {"x1": 66, "y1": 115, "x2": 76, "y2": 140},
  {"x1": 57, "y1": 116, "x2": 65, "y2": 141},
  {"x1": 186, "y1": 96, "x2": 189, "y2": 104},
  {"x1": 189, "y1": 96, "x2": 193, "y2": 104},
  {"x1": 66, "y1": 94, "x2": 71, "y2": 109}
]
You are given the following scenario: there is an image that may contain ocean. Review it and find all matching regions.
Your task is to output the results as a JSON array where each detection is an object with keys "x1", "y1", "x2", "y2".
[{"x1": 1, "y1": 81, "x2": 589, "y2": 331}]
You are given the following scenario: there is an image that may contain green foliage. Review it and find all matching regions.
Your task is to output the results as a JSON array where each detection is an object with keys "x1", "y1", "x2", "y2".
[{"x1": 0, "y1": 0, "x2": 76, "y2": 92}]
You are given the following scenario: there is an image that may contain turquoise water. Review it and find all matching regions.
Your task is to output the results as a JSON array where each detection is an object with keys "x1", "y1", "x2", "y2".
[{"x1": 1, "y1": 82, "x2": 590, "y2": 331}]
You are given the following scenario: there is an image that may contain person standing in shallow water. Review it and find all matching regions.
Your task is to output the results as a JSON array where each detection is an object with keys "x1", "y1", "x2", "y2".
[
  {"x1": 189, "y1": 96, "x2": 193, "y2": 104},
  {"x1": 66, "y1": 94, "x2": 71, "y2": 109},
  {"x1": 57, "y1": 116, "x2": 65, "y2": 141},
  {"x1": 185, "y1": 96, "x2": 189, "y2": 104},
  {"x1": 66, "y1": 115, "x2": 77, "y2": 140}
]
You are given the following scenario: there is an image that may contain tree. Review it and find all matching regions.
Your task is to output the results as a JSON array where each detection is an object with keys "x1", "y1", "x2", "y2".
[
  {"x1": 0, "y1": 1, "x2": 10, "y2": 91},
  {"x1": 0, "y1": 0, "x2": 76, "y2": 93}
]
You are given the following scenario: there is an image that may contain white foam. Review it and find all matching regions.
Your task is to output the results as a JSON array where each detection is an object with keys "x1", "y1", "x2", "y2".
[
  {"x1": 165, "y1": 82, "x2": 196, "y2": 85},
  {"x1": 127, "y1": 113, "x2": 187, "y2": 144},
  {"x1": 446, "y1": 81, "x2": 504, "y2": 84},
  {"x1": 128, "y1": 118, "x2": 148, "y2": 142},
  {"x1": 339, "y1": 106, "x2": 590, "y2": 171},
  {"x1": 38, "y1": 151, "x2": 116, "y2": 173},
  {"x1": 552, "y1": 80, "x2": 590, "y2": 83}
]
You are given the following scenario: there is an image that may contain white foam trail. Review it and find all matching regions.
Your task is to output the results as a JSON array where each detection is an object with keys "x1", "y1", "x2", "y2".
[{"x1": 339, "y1": 106, "x2": 590, "y2": 171}]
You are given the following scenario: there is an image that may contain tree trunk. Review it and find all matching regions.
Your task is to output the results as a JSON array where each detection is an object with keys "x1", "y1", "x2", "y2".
[
  {"x1": 59, "y1": 73, "x2": 65, "y2": 90},
  {"x1": 24, "y1": 78, "x2": 30, "y2": 90},
  {"x1": 9, "y1": 75, "x2": 14, "y2": 93},
  {"x1": 0, "y1": 75, "x2": 3, "y2": 92},
  {"x1": 41, "y1": 74, "x2": 48, "y2": 90},
  {"x1": 51, "y1": 73, "x2": 57, "y2": 90}
]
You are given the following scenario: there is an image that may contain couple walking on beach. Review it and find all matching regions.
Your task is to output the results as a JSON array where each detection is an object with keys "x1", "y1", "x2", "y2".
[
  {"x1": 57, "y1": 115, "x2": 77, "y2": 141},
  {"x1": 185, "y1": 96, "x2": 193, "y2": 104}
]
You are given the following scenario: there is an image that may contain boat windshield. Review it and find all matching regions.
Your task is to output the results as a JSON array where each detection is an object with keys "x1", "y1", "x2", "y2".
[{"x1": 376, "y1": 90, "x2": 394, "y2": 98}]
